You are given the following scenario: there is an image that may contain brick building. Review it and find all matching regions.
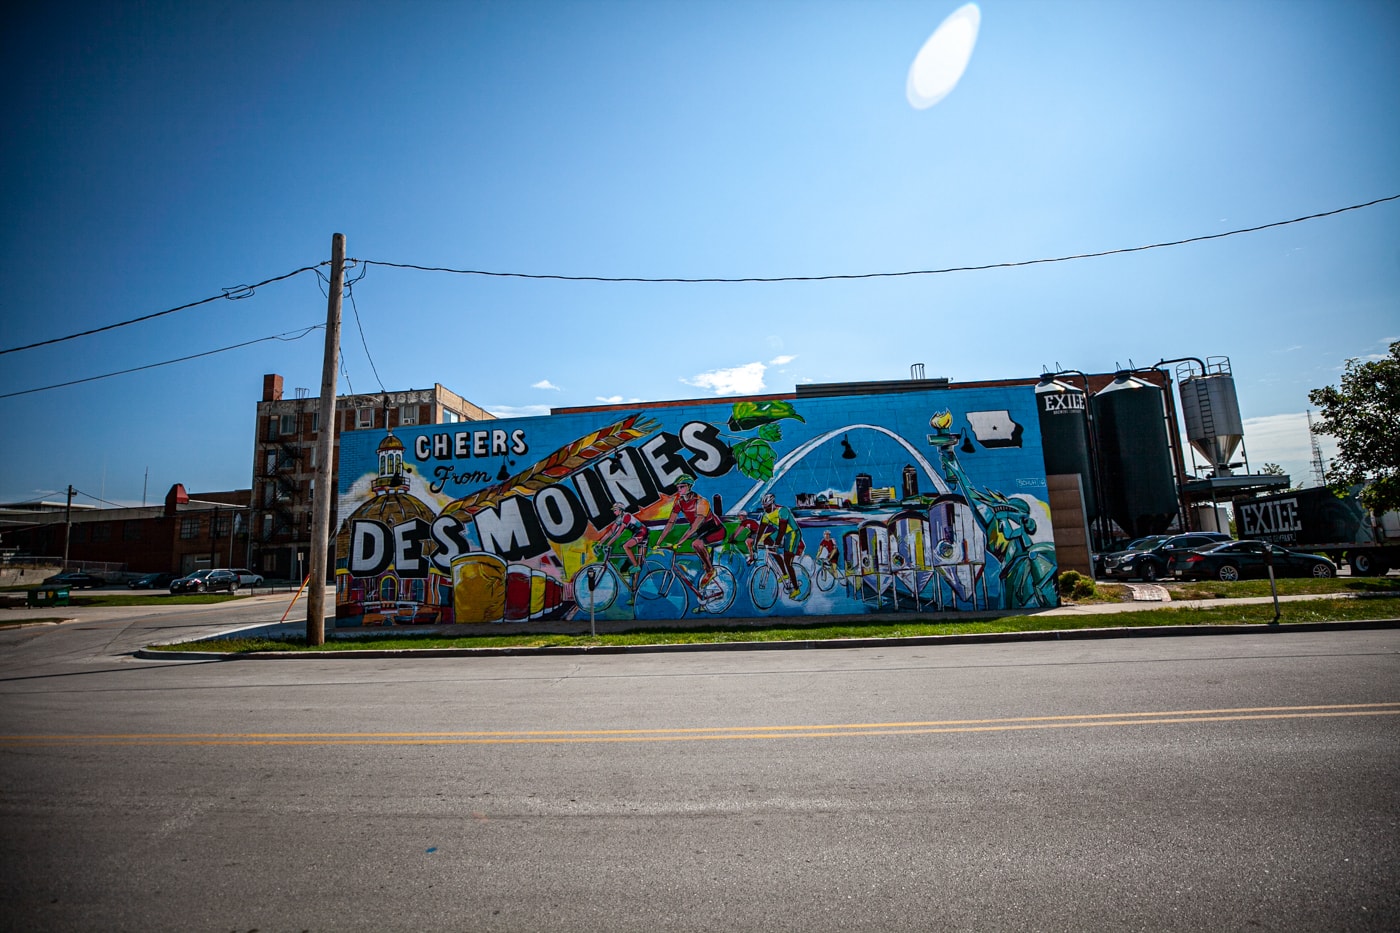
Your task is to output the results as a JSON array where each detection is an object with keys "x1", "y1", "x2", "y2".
[
  {"x1": 0, "y1": 483, "x2": 250, "y2": 576},
  {"x1": 251, "y1": 373, "x2": 492, "y2": 581}
]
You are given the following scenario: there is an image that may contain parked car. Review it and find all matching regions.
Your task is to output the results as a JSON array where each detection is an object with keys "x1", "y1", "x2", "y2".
[
  {"x1": 42, "y1": 571, "x2": 104, "y2": 588},
  {"x1": 228, "y1": 568, "x2": 264, "y2": 587},
  {"x1": 129, "y1": 572, "x2": 177, "y2": 589},
  {"x1": 169, "y1": 569, "x2": 241, "y2": 594},
  {"x1": 1093, "y1": 535, "x2": 1170, "y2": 577},
  {"x1": 1174, "y1": 540, "x2": 1337, "y2": 581},
  {"x1": 1100, "y1": 532, "x2": 1233, "y2": 582}
]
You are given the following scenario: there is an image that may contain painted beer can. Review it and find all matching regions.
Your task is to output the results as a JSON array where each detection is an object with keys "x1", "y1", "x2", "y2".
[
  {"x1": 529, "y1": 569, "x2": 546, "y2": 620},
  {"x1": 452, "y1": 553, "x2": 507, "y2": 623},
  {"x1": 504, "y1": 564, "x2": 532, "y2": 622}
]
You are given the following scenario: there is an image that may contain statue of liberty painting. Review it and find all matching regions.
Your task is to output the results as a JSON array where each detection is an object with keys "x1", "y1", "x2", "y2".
[{"x1": 928, "y1": 411, "x2": 1057, "y2": 608}]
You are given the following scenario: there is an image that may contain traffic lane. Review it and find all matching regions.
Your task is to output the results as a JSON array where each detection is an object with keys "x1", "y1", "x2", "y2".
[
  {"x1": 1, "y1": 702, "x2": 1395, "y2": 931},
  {"x1": 1, "y1": 629, "x2": 1396, "y2": 738},
  {"x1": 0, "y1": 594, "x2": 308, "y2": 677},
  {"x1": 2, "y1": 632, "x2": 1397, "y2": 931}
]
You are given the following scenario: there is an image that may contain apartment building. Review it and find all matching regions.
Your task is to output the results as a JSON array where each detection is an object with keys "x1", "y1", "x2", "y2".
[{"x1": 251, "y1": 373, "x2": 492, "y2": 581}]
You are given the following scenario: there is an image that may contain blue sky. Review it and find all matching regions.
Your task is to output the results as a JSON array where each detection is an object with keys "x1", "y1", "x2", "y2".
[{"x1": 2, "y1": 0, "x2": 1396, "y2": 507}]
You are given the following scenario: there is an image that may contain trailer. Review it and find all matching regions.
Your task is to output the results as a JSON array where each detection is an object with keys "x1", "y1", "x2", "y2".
[{"x1": 1232, "y1": 487, "x2": 1400, "y2": 575}]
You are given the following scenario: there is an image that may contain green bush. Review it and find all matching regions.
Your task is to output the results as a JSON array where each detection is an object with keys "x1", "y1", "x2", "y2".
[{"x1": 1056, "y1": 570, "x2": 1097, "y2": 600}]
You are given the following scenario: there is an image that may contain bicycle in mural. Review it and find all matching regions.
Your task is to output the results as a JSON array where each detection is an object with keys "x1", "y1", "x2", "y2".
[
  {"x1": 747, "y1": 542, "x2": 814, "y2": 610},
  {"x1": 570, "y1": 542, "x2": 637, "y2": 613},
  {"x1": 636, "y1": 546, "x2": 737, "y2": 615}
]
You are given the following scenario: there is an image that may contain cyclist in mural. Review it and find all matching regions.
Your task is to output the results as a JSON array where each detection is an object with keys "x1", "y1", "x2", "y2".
[
  {"x1": 754, "y1": 492, "x2": 806, "y2": 598},
  {"x1": 929, "y1": 411, "x2": 1057, "y2": 608},
  {"x1": 816, "y1": 529, "x2": 839, "y2": 573},
  {"x1": 656, "y1": 474, "x2": 727, "y2": 589},
  {"x1": 596, "y1": 501, "x2": 650, "y2": 581}
]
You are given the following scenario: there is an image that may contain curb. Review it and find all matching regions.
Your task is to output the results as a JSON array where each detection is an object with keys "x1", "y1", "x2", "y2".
[{"x1": 134, "y1": 617, "x2": 1400, "y2": 661}]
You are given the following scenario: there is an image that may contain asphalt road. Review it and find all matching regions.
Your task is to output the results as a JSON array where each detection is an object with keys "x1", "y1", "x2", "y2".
[{"x1": 1, "y1": 601, "x2": 1397, "y2": 932}]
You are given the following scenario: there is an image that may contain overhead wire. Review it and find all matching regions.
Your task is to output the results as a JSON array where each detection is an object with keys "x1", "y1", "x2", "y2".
[
  {"x1": 354, "y1": 194, "x2": 1400, "y2": 283},
  {"x1": 70, "y1": 487, "x2": 132, "y2": 509},
  {"x1": 0, "y1": 325, "x2": 324, "y2": 400},
  {"x1": 0, "y1": 194, "x2": 1394, "y2": 398},
  {"x1": 0, "y1": 264, "x2": 325, "y2": 357},
  {"x1": 314, "y1": 261, "x2": 384, "y2": 394}
]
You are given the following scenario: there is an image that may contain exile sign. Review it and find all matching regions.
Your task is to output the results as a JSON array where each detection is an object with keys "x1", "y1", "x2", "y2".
[{"x1": 1238, "y1": 497, "x2": 1302, "y2": 541}]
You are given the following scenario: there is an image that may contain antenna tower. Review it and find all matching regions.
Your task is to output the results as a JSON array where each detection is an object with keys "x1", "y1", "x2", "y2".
[{"x1": 1306, "y1": 409, "x2": 1327, "y2": 486}]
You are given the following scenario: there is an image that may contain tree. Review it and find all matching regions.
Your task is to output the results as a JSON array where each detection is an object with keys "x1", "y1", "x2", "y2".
[
  {"x1": 1260, "y1": 462, "x2": 1286, "y2": 476},
  {"x1": 1308, "y1": 341, "x2": 1400, "y2": 515}
]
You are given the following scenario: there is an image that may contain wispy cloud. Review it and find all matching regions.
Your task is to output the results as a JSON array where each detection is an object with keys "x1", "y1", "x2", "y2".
[
  {"x1": 681, "y1": 361, "x2": 767, "y2": 396},
  {"x1": 485, "y1": 404, "x2": 553, "y2": 419},
  {"x1": 596, "y1": 395, "x2": 622, "y2": 404},
  {"x1": 532, "y1": 379, "x2": 561, "y2": 390},
  {"x1": 769, "y1": 355, "x2": 796, "y2": 366}
]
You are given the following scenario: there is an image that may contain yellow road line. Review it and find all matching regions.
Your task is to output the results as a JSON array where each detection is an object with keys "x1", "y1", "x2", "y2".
[{"x1": 1, "y1": 703, "x2": 1396, "y2": 747}]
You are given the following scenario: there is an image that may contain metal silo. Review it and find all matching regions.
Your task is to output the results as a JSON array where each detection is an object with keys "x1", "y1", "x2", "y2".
[
  {"x1": 1091, "y1": 374, "x2": 1179, "y2": 538},
  {"x1": 1176, "y1": 358, "x2": 1245, "y2": 475},
  {"x1": 1035, "y1": 376, "x2": 1097, "y2": 519}
]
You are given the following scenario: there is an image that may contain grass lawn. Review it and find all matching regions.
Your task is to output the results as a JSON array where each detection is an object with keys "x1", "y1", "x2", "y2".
[{"x1": 150, "y1": 593, "x2": 1400, "y2": 655}]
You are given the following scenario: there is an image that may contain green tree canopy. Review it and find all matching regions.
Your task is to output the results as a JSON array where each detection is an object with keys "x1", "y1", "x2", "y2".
[{"x1": 1308, "y1": 341, "x2": 1400, "y2": 514}]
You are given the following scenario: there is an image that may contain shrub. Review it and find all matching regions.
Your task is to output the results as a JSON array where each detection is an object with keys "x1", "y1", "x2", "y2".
[{"x1": 1056, "y1": 570, "x2": 1097, "y2": 601}]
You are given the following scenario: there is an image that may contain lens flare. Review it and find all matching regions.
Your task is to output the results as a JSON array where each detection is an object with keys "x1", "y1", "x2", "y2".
[{"x1": 907, "y1": 3, "x2": 981, "y2": 109}]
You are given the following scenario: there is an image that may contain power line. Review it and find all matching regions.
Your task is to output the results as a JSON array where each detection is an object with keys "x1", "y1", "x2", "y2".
[
  {"x1": 0, "y1": 194, "x2": 1392, "y2": 370},
  {"x1": 0, "y1": 325, "x2": 324, "y2": 400},
  {"x1": 0, "y1": 264, "x2": 324, "y2": 357},
  {"x1": 70, "y1": 487, "x2": 130, "y2": 509},
  {"x1": 356, "y1": 194, "x2": 1399, "y2": 283},
  {"x1": 314, "y1": 263, "x2": 384, "y2": 394}
]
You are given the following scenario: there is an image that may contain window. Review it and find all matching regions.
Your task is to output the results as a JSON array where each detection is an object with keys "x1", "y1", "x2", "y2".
[
  {"x1": 279, "y1": 414, "x2": 296, "y2": 436},
  {"x1": 180, "y1": 517, "x2": 201, "y2": 539},
  {"x1": 310, "y1": 412, "x2": 319, "y2": 433},
  {"x1": 124, "y1": 522, "x2": 142, "y2": 541},
  {"x1": 213, "y1": 515, "x2": 232, "y2": 538},
  {"x1": 443, "y1": 409, "x2": 462, "y2": 423},
  {"x1": 91, "y1": 524, "x2": 111, "y2": 542},
  {"x1": 356, "y1": 408, "x2": 374, "y2": 429},
  {"x1": 268, "y1": 415, "x2": 280, "y2": 439},
  {"x1": 399, "y1": 405, "x2": 418, "y2": 425}
]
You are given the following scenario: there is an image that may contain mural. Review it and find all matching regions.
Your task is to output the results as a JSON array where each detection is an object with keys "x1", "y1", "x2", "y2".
[{"x1": 333, "y1": 387, "x2": 1058, "y2": 626}]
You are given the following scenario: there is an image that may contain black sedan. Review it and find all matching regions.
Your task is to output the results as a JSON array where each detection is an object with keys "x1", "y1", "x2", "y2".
[
  {"x1": 42, "y1": 571, "x2": 104, "y2": 588},
  {"x1": 1100, "y1": 532, "x2": 1232, "y2": 582},
  {"x1": 1173, "y1": 540, "x2": 1336, "y2": 581},
  {"x1": 129, "y1": 572, "x2": 177, "y2": 589},
  {"x1": 169, "y1": 569, "x2": 241, "y2": 594}
]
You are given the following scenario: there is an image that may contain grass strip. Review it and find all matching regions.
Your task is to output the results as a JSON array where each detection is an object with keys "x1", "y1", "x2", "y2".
[{"x1": 150, "y1": 594, "x2": 1400, "y2": 654}]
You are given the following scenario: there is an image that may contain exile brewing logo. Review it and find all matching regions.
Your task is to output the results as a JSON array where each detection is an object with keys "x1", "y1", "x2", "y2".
[
  {"x1": 1237, "y1": 497, "x2": 1302, "y2": 543},
  {"x1": 1041, "y1": 393, "x2": 1085, "y2": 413}
]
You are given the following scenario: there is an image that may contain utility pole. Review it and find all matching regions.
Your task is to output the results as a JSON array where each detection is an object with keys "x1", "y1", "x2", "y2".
[
  {"x1": 62, "y1": 484, "x2": 74, "y2": 569},
  {"x1": 307, "y1": 233, "x2": 344, "y2": 645}
]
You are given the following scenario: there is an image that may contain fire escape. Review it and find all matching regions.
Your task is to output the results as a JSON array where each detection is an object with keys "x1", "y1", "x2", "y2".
[{"x1": 257, "y1": 436, "x2": 302, "y2": 549}]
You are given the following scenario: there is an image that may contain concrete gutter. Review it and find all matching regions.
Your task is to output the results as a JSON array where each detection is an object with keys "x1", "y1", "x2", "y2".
[{"x1": 133, "y1": 592, "x2": 1400, "y2": 661}]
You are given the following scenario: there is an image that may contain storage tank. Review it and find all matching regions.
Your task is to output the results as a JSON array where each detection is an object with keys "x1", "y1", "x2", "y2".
[
  {"x1": 1091, "y1": 374, "x2": 1179, "y2": 538},
  {"x1": 1176, "y1": 358, "x2": 1244, "y2": 475},
  {"x1": 1035, "y1": 376, "x2": 1097, "y2": 519}
]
